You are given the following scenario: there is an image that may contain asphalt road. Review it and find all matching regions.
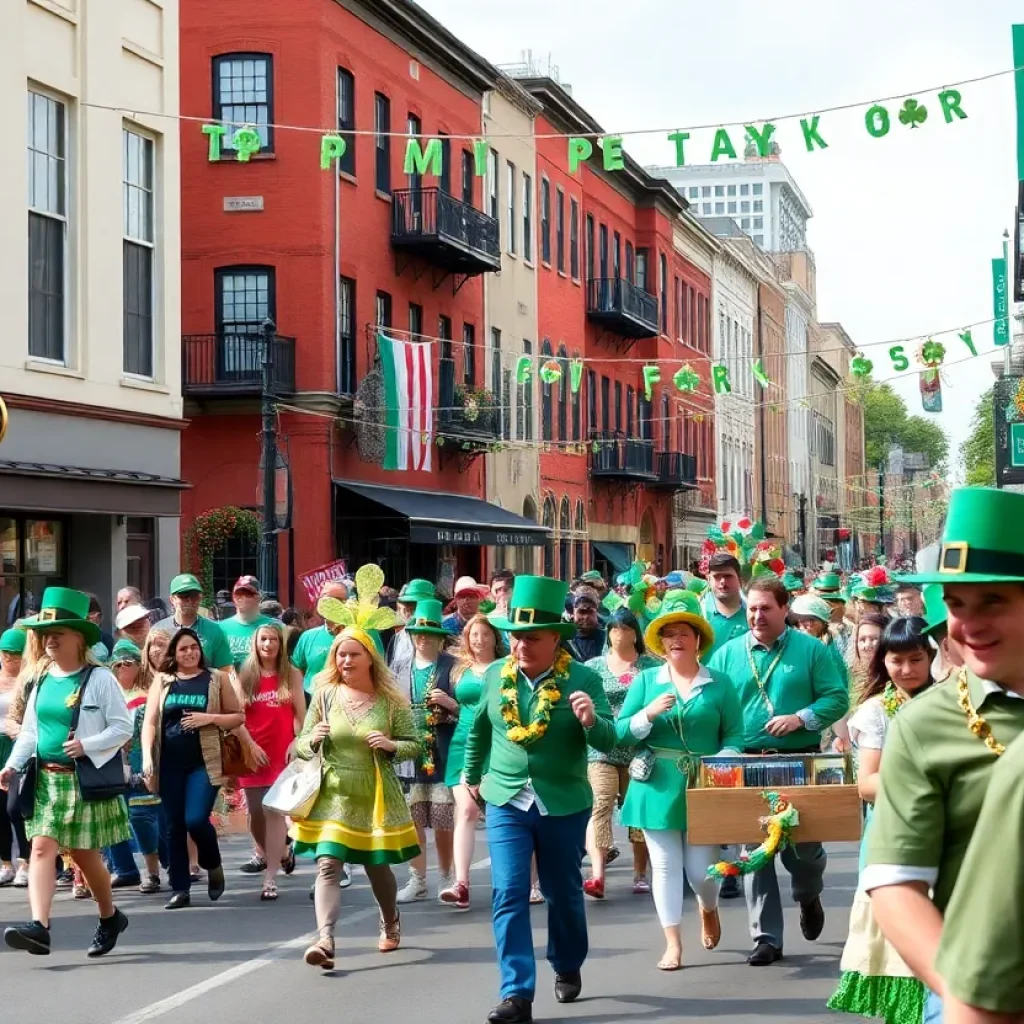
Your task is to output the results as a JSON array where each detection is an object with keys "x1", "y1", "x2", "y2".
[{"x1": 0, "y1": 835, "x2": 858, "y2": 1024}]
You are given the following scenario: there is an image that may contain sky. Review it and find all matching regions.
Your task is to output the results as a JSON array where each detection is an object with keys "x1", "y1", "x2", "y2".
[{"x1": 419, "y1": 0, "x2": 1022, "y2": 473}]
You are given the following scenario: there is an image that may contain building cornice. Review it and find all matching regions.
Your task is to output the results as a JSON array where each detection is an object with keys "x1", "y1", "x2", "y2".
[{"x1": 1, "y1": 393, "x2": 188, "y2": 431}]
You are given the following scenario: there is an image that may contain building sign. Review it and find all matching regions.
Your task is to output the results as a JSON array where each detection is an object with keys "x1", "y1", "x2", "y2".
[
  {"x1": 993, "y1": 377, "x2": 1024, "y2": 486},
  {"x1": 299, "y1": 558, "x2": 348, "y2": 603},
  {"x1": 1011, "y1": 422, "x2": 1024, "y2": 468},
  {"x1": 409, "y1": 524, "x2": 546, "y2": 547},
  {"x1": 223, "y1": 196, "x2": 264, "y2": 212}
]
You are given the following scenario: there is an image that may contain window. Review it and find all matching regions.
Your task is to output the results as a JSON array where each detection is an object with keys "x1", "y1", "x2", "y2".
[
  {"x1": 688, "y1": 187, "x2": 698, "y2": 198},
  {"x1": 702, "y1": 203, "x2": 711, "y2": 215},
  {"x1": 688, "y1": 286, "x2": 696, "y2": 346},
  {"x1": 613, "y1": 232, "x2": 620, "y2": 279},
  {"x1": 438, "y1": 133, "x2": 451, "y2": 194},
  {"x1": 569, "y1": 198, "x2": 580, "y2": 278},
  {"x1": 661, "y1": 394, "x2": 669, "y2": 447},
  {"x1": 740, "y1": 184, "x2": 749, "y2": 196},
  {"x1": 487, "y1": 149, "x2": 499, "y2": 220},
  {"x1": 741, "y1": 217, "x2": 751, "y2": 229},
  {"x1": 660, "y1": 253, "x2": 668, "y2": 333},
  {"x1": 336, "y1": 68, "x2": 355, "y2": 176},
  {"x1": 557, "y1": 345, "x2": 568, "y2": 441},
  {"x1": 542, "y1": 497, "x2": 555, "y2": 577},
  {"x1": 614, "y1": 381, "x2": 623, "y2": 433},
  {"x1": 753, "y1": 216, "x2": 763, "y2": 229},
  {"x1": 541, "y1": 340, "x2": 553, "y2": 441},
  {"x1": 522, "y1": 339, "x2": 533, "y2": 441},
  {"x1": 540, "y1": 179, "x2": 551, "y2": 262},
  {"x1": 714, "y1": 186, "x2": 724, "y2": 197},
  {"x1": 753, "y1": 199, "x2": 763, "y2": 213},
  {"x1": 123, "y1": 128, "x2": 154, "y2": 377},
  {"x1": 490, "y1": 327, "x2": 501, "y2": 397},
  {"x1": 625, "y1": 241, "x2": 634, "y2": 284},
  {"x1": 211, "y1": 516, "x2": 259, "y2": 598},
  {"x1": 339, "y1": 276, "x2": 356, "y2": 394},
  {"x1": 753, "y1": 183, "x2": 763, "y2": 195},
  {"x1": 571, "y1": 358, "x2": 581, "y2": 439},
  {"x1": 636, "y1": 248, "x2": 649, "y2": 291},
  {"x1": 674, "y1": 276, "x2": 681, "y2": 339},
  {"x1": 506, "y1": 161, "x2": 516, "y2": 255},
  {"x1": 462, "y1": 323, "x2": 475, "y2": 385},
  {"x1": 522, "y1": 172, "x2": 532, "y2": 262},
  {"x1": 727, "y1": 184, "x2": 736, "y2": 197},
  {"x1": 754, "y1": 234, "x2": 764, "y2": 246},
  {"x1": 406, "y1": 114, "x2": 422, "y2": 194},
  {"x1": 701, "y1": 186, "x2": 710, "y2": 198},
  {"x1": 585, "y1": 214, "x2": 595, "y2": 280},
  {"x1": 639, "y1": 393, "x2": 652, "y2": 441},
  {"x1": 714, "y1": 202, "x2": 724, "y2": 214},
  {"x1": 600, "y1": 375, "x2": 610, "y2": 433},
  {"x1": 626, "y1": 385, "x2": 635, "y2": 437},
  {"x1": 556, "y1": 189, "x2": 565, "y2": 272},
  {"x1": 215, "y1": 266, "x2": 275, "y2": 377},
  {"x1": 741, "y1": 200, "x2": 750, "y2": 214},
  {"x1": 599, "y1": 224, "x2": 608, "y2": 278},
  {"x1": 438, "y1": 315, "x2": 452, "y2": 359},
  {"x1": 586, "y1": 369, "x2": 597, "y2": 434},
  {"x1": 374, "y1": 93, "x2": 390, "y2": 193},
  {"x1": 408, "y1": 302, "x2": 422, "y2": 341},
  {"x1": 28, "y1": 91, "x2": 67, "y2": 363},
  {"x1": 213, "y1": 54, "x2": 273, "y2": 151},
  {"x1": 727, "y1": 201, "x2": 736, "y2": 214},
  {"x1": 375, "y1": 290, "x2": 392, "y2": 328},
  {"x1": 461, "y1": 150, "x2": 473, "y2": 206}
]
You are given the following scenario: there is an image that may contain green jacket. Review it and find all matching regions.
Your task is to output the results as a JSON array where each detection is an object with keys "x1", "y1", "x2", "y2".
[{"x1": 463, "y1": 656, "x2": 616, "y2": 816}]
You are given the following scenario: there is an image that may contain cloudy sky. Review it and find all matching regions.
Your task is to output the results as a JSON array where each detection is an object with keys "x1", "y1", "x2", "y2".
[{"x1": 420, "y1": 0, "x2": 1022, "y2": 470}]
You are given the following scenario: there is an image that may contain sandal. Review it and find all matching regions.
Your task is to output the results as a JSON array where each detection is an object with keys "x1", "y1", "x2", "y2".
[
  {"x1": 261, "y1": 879, "x2": 278, "y2": 902},
  {"x1": 73, "y1": 883, "x2": 92, "y2": 900},
  {"x1": 657, "y1": 950, "x2": 683, "y2": 971},
  {"x1": 281, "y1": 845, "x2": 296, "y2": 876},
  {"x1": 700, "y1": 906, "x2": 722, "y2": 950},
  {"x1": 378, "y1": 911, "x2": 401, "y2": 953},
  {"x1": 304, "y1": 936, "x2": 335, "y2": 970},
  {"x1": 529, "y1": 884, "x2": 545, "y2": 905}
]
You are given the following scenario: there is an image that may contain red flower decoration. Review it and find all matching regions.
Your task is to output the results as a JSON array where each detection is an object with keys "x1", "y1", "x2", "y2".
[
  {"x1": 737, "y1": 517, "x2": 752, "y2": 530},
  {"x1": 720, "y1": 521, "x2": 732, "y2": 533},
  {"x1": 769, "y1": 558, "x2": 785, "y2": 574},
  {"x1": 865, "y1": 566, "x2": 888, "y2": 587}
]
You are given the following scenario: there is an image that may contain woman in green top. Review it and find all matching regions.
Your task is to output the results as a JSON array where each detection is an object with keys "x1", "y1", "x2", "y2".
[
  {"x1": 440, "y1": 612, "x2": 506, "y2": 911},
  {"x1": 616, "y1": 590, "x2": 744, "y2": 971},
  {"x1": 583, "y1": 607, "x2": 660, "y2": 900}
]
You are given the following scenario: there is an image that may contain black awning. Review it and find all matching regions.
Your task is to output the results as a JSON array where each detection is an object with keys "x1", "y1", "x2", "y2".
[{"x1": 334, "y1": 480, "x2": 550, "y2": 547}]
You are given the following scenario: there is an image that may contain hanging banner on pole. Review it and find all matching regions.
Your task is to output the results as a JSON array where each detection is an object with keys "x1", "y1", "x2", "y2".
[
  {"x1": 919, "y1": 368, "x2": 943, "y2": 413},
  {"x1": 994, "y1": 256, "x2": 1010, "y2": 347}
]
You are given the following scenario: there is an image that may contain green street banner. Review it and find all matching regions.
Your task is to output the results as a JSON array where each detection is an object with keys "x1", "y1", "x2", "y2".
[{"x1": 994, "y1": 257, "x2": 1010, "y2": 347}]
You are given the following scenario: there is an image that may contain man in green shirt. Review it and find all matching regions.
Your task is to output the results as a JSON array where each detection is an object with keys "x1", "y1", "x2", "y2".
[
  {"x1": 864, "y1": 487, "x2": 1024, "y2": 1024},
  {"x1": 708, "y1": 575, "x2": 848, "y2": 966},
  {"x1": 218, "y1": 576, "x2": 275, "y2": 667},
  {"x1": 152, "y1": 574, "x2": 232, "y2": 671},
  {"x1": 464, "y1": 575, "x2": 615, "y2": 1024},
  {"x1": 291, "y1": 579, "x2": 349, "y2": 697},
  {"x1": 701, "y1": 553, "x2": 748, "y2": 659}
]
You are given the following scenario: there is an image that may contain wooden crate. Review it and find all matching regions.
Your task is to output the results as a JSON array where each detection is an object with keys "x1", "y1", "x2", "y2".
[{"x1": 686, "y1": 785, "x2": 863, "y2": 846}]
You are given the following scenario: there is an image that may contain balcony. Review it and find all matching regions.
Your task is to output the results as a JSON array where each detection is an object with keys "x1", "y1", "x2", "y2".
[
  {"x1": 586, "y1": 277, "x2": 660, "y2": 339},
  {"x1": 436, "y1": 357, "x2": 499, "y2": 452},
  {"x1": 181, "y1": 333, "x2": 296, "y2": 399},
  {"x1": 589, "y1": 432, "x2": 657, "y2": 482},
  {"x1": 650, "y1": 451, "x2": 699, "y2": 490},
  {"x1": 391, "y1": 188, "x2": 501, "y2": 275}
]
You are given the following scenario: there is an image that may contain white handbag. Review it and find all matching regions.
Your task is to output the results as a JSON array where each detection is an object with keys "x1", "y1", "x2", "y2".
[{"x1": 264, "y1": 691, "x2": 329, "y2": 820}]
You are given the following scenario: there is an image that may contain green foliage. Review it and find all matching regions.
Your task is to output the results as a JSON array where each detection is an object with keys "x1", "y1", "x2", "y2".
[
  {"x1": 960, "y1": 387, "x2": 996, "y2": 487},
  {"x1": 862, "y1": 381, "x2": 949, "y2": 471}
]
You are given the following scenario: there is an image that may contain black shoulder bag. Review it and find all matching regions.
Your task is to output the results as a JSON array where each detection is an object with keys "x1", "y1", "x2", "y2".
[
  {"x1": 7, "y1": 678, "x2": 39, "y2": 821},
  {"x1": 69, "y1": 668, "x2": 129, "y2": 803}
]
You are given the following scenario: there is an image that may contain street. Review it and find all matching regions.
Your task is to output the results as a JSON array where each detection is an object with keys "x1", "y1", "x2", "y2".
[{"x1": 0, "y1": 835, "x2": 857, "y2": 1024}]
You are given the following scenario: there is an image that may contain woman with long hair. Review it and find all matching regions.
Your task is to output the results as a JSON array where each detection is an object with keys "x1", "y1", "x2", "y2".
[
  {"x1": 584, "y1": 607, "x2": 660, "y2": 900},
  {"x1": 832, "y1": 614, "x2": 888, "y2": 754},
  {"x1": 0, "y1": 629, "x2": 30, "y2": 887},
  {"x1": 234, "y1": 622, "x2": 305, "y2": 900},
  {"x1": 0, "y1": 589, "x2": 134, "y2": 958},
  {"x1": 289, "y1": 617, "x2": 421, "y2": 969},
  {"x1": 439, "y1": 613, "x2": 507, "y2": 910},
  {"x1": 829, "y1": 616, "x2": 932, "y2": 1022},
  {"x1": 141, "y1": 627, "x2": 244, "y2": 910}
]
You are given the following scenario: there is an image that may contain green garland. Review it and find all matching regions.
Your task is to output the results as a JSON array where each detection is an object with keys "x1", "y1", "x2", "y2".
[{"x1": 183, "y1": 506, "x2": 262, "y2": 605}]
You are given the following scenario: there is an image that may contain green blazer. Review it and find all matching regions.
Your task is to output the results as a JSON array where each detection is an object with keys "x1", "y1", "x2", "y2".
[
  {"x1": 616, "y1": 665, "x2": 744, "y2": 832},
  {"x1": 463, "y1": 656, "x2": 616, "y2": 817}
]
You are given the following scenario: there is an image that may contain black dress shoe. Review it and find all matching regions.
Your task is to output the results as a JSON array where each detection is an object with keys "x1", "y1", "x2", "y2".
[
  {"x1": 554, "y1": 970, "x2": 582, "y2": 1003},
  {"x1": 208, "y1": 866, "x2": 226, "y2": 902},
  {"x1": 800, "y1": 896, "x2": 825, "y2": 941},
  {"x1": 4, "y1": 920, "x2": 51, "y2": 955},
  {"x1": 747, "y1": 942, "x2": 783, "y2": 966},
  {"x1": 719, "y1": 875, "x2": 743, "y2": 899},
  {"x1": 87, "y1": 908, "x2": 129, "y2": 957},
  {"x1": 487, "y1": 998, "x2": 533, "y2": 1023},
  {"x1": 164, "y1": 891, "x2": 191, "y2": 910}
]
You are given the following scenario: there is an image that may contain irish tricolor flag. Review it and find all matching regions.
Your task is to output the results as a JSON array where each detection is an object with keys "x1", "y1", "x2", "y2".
[{"x1": 379, "y1": 332, "x2": 434, "y2": 471}]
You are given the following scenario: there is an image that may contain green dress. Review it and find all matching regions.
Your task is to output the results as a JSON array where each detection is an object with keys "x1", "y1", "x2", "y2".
[
  {"x1": 445, "y1": 666, "x2": 487, "y2": 787},
  {"x1": 289, "y1": 686, "x2": 422, "y2": 865}
]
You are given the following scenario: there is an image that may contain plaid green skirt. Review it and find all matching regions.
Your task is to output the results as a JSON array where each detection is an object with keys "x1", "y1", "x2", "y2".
[{"x1": 27, "y1": 768, "x2": 131, "y2": 850}]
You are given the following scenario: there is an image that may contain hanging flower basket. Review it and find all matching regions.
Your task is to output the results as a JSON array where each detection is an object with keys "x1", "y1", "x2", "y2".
[{"x1": 183, "y1": 506, "x2": 262, "y2": 605}]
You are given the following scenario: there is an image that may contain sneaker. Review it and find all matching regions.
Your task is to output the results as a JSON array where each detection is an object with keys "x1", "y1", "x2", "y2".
[
  {"x1": 582, "y1": 877, "x2": 605, "y2": 900},
  {"x1": 4, "y1": 920, "x2": 51, "y2": 955},
  {"x1": 87, "y1": 908, "x2": 129, "y2": 957},
  {"x1": 396, "y1": 869, "x2": 427, "y2": 904},
  {"x1": 73, "y1": 883, "x2": 92, "y2": 900},
  {"x1": 110, "y1": 873, "x2": 142, "y2": 890},
  {"x1": 440, "y1": 880, "x2": 470, "y2": 910},
  {"x1": 239, "y1": 855, "x2": 266, "y2": 874},
  {"x1": 339, "y1": 864, "x2": 352, "y2": 889},
  {"x1": 13, "y1": 865, "x2": 29, "y2": 888},
  {"x1": 605, "y1": 847, "x2": 621, "y2": 866},
  {"x1": 632, "y1": 875, "x2": 652, "y2": 895},
  {"x1": 0, "y1": 865, "x2": 15, "y2": 886},
  {"x1": 139, "y1": 874, "x2": 162, "y2": 895},
  {"x1": 56, "y1": 869, "x2": 74, "y2": 889},
  {"x1": 436, "y1": 871, "x2": 455, "y2": 902}
]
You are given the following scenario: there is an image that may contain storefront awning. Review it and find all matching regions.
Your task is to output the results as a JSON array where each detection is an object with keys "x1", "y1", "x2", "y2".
[
  {"x1": 334, "y1": 480, "x2": 550, "y2": 547},
  {"x1": 593, "y1": 541, "x2": 633, "y2": 574}
]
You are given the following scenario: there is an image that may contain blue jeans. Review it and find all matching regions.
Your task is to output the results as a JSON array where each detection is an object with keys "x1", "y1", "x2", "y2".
[
  {"x1": 129, "y1": 802, "x2": 165, "y2": 862},
  {"x1": 159, "y1": 762, "x2": 221, "y2": 894},
  {"x1": 486, "y1": 801, "x2": 590, "y2": 1002},
  {"x1": 923, "y1": 990, "x2": 943, "y2": 1023},
  {"x1": 105, "y1": 798, "x2": 140, "y2": 880}
]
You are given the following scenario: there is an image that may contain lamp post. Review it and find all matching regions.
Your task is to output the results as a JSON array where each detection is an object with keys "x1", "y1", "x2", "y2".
[{"x1": 259, "y1": 317, "x2": 279, "y2": 599}]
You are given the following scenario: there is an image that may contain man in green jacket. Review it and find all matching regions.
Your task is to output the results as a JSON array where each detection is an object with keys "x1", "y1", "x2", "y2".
[
  {"x1": 464, "y1": 575, "x2": 616, "y2": 1024},
  {"x1": 708, "y1": 575, "x2": 848, "y2": 966}
]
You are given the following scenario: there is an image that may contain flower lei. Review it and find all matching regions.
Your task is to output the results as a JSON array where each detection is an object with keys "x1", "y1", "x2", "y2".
[
  {"x1": 499, "y1": 648, "x2": 572, "y2": 745},
  {"x1": 956, "y1": 668, "x2": 1006, "y2": 757},
  {"x1": 881, "y1": 682, "x2": 907, "y2": 720},
  {"x1": 708, "y1": 791, "x2": 800, "y2": 879}
]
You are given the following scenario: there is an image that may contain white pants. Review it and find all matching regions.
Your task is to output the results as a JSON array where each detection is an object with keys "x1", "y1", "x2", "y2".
[{"x1": 643, "y1": 829, "x2": 721, "y2": 928}]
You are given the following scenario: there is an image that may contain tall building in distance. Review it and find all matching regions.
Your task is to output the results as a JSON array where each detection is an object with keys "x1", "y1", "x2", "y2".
[{"x1": 648, "y1": 145, "x2": 813, "y2": 253}]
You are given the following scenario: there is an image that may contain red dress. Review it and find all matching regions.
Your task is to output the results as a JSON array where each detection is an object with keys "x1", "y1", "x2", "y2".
[{"x1": 238, "y1": 673, "x2": 295, "y2": 789}]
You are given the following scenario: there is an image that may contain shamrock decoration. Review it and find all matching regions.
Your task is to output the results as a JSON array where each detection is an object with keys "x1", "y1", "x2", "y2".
[
  {"x1": 919, "y1": 339, "x2": 945, "y2": 368},
  {"x1": 231, "y1": 125, "x2": 263, "y2": 161},
  {"x1": 539, "y1": 360, "x2": 562, "y2": 384},
  {"x1": 851, "y1": 355, "x2": 873, "y2": 378},
  {"x1": 898, "y1": 99, "x2": 928, "y2": 128},
  {"x1": 673, "y1": 364, "x2": 701, "y2": 393}
]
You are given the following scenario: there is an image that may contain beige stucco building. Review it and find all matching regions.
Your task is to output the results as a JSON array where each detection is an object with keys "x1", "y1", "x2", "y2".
[{"x1": 0, "y1": 0, "x2": 183, "y2": 628}]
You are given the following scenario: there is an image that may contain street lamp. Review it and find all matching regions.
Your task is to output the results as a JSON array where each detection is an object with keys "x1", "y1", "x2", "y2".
[{"x1": 259, "y1": 317, "x2": 279, "y2": 599}]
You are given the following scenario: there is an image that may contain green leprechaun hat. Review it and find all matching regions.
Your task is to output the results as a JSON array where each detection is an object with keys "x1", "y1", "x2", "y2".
[
  {"x1": 18, "y1": 587, "x2": 101, "y2": 646},
  {"x1": 904, "y1": 487, "x2": 1024, "y2": 585},
  {"x1": 921, "y1": 583, "x2": 948, "y2": 637},
  {"x1": 404, "y1": 598, "x2": 453, "y2": 636},
  {"x1": 489, "y1": 576, "x2": 576, "y2": 639},
  {"x1": 399, "y1": 578, "x2": 435, "y2": 603},
  {"x1": 811, "y1": 571, "x2": 844, "y2": 599},
  {"x1": 780, "y1": 571, "x2": 805, "y2": 594},
  {"x1": 644, "y1": 589, "x2": 716, "y2": 657}
]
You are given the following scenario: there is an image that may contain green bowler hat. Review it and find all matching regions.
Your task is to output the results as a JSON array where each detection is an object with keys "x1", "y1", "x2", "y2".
[
  {"x1": 490, "y1": 575, "x2": 577, "y2": 639},
  {"x1": 404, "y1": 598, "x2": 453, "y2": 636},
  {"x1": 18, "y1": 587, "x2": 101, "y2": 646},
  {"x1": 811, "y1": 571, "x2": 843, "y2": 598},
  {"x1": 399, "y1": 579, "x2": 435, "y2": 603},
  {"x1": 904, "y1": 487, "x2": 1024, "y2": 584}
]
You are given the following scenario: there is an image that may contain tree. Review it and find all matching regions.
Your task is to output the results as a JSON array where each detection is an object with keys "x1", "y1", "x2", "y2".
[
  {"x1": 960, "y1": 387, "x2": 995, "y2": 487},
  {"x1": 862, "y1": 381, "x2": 949, "y2": 471}
]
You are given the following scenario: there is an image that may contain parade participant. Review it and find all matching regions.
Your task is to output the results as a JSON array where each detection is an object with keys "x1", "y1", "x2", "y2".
[
  {"x1": 394, "y1": 597, "x2": 458, "y2": 903},
  {"x1": 832, "y1": 614, "x2": 888, "y2": 753},
  {"x1": 115, "y1": 603, "x2": 152, "y2": 649},
  {"x1": 440, "y1": 613, "x2": 507, "y2": 910},
  {"x1": 235, "y1": 623, "x2": 306, "y2": 900},
  {"x1": 583, "y1": 607, "x2": 659, "y2": 900},
  {"x1": 0, "y1": 588, "x2": 134, "y2": 957},
  {"x1": 810, "y1": 571, "x2": 853, "y2": 661},
  {"x1": 618, "y1": 590, "x2": 743, "y2": 970},
  {"x1": 152, "y1": 575, "x2": 233, "y2": 672},
  {"x1": 219, "y1": 576, "x2": 275, "y2": 668},
  {"x1": 864, "y1": 488, "x2": 1024, "y2": 1023},
  {"x1": 0, "y1": 628, "x2": 29, "y2": 886},
  {"x1": 708, "y1": 575, "x2": 848, "y2": 965},
  {"x1": 116, "y1": 587, "x2": 143, "y2": 615},
  {"x1": 490, "y1": 570, "x2": 515, "y2": 618},
  {"x1": 443, "y1": 577, "x2": 489, "y2": 635},
  {"x1": 850, "y1": 570, "x2": 897, "y2": 619},
  {"x1": 292, "y1": 579, "x2": 350, "y2": 698},
  {"x1": 389, "y1": 578, "x2": 434, "y2": 674},
  {"x1": 464, "y1": 575, "x2": 616, "y2": 1024},
  {"x1": 790, "y1": 594, "x2": 849, "y2": 679},
  {"x1": 86, "y1": 594, "x2": 116, "y2": 662},
  {"x1": 828, "y1": 617, "x2": 932, "y2": 1023},
  {"x1": 701, "y1": 553, "x2": 748, "y2": 659},
  {"x1": 894, "y1": 584, "x2": 925, "y2": 618},
  {"x1": 781, "y1": 572, "x2": 805, "y2": 598},
  {"x1": 567, "y1": 591, "x2": 606, "y2": 663},
  {"x1": 289, "y1": 570, "x2": 419, "y2": 969},
  {"x1": 141, "y1": 627, "x2": 245, "y2": 910}
]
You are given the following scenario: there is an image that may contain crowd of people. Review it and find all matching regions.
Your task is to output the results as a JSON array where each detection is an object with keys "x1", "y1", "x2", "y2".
[{"x1": 1, "y1": 486, "x2": 1023, "y2": 1024}]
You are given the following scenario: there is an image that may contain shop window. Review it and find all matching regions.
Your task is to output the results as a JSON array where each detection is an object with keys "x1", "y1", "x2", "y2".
[{"x1": 210, "y1": 514, "x2": 259, "y2": 597}]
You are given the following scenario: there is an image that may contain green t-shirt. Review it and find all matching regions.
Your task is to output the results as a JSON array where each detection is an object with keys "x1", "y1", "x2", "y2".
[
  {"x1": 701, "y1": 593, "x2": 748, "y2": 660},
  {"x1": 35, "y1": 671, "x2": 81, "y2": 764},
  {"x1": 936, "y1": 730, "x2": 1024, "y2": 1014},
  {"x1": 219, "y1": 614, "x2": 275, "y2": 667},
  {"x1": 292, "y1": 625, "x2": 335, "y2": 694},
  {"x1": 153, "y1": 615, "x2": 233, "y2": 670}
]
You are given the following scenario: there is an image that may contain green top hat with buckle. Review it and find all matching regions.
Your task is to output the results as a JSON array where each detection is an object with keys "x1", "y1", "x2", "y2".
[
  {"x1": 404, "y1": 598, "x2": 453, "y2": 636},
  {"x1": 18, "y1": 587, "x2": 101, "y2": 646},
  {"x1": 921, "y1": 584, "x2": 948, "y2": 637},
  {"x1": 811, "y1": 571, "x2": 844, "y2": 598},
  {"x1": 489, "y1": 576, "x2": 576, "y2": 639},
  {"x1": 904, "y1": 487, "x2": 1024, "y2": 585},
  {"x1": 399, "y1": 579, "x2": 435, "y2": 604}
]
